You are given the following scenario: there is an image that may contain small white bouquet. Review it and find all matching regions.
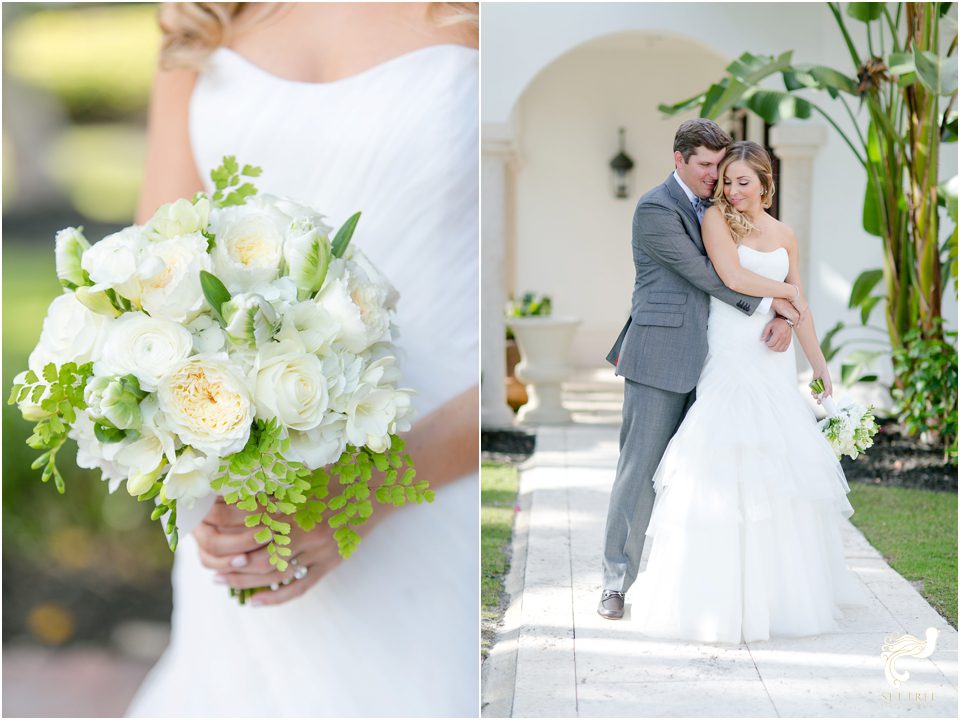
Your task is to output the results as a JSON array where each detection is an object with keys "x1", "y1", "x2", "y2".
[
  {"x1": 10, "y1": 156, "x2": 430, "y2": 602},
  {"x1": 809, "y1": 378, "x2": 879, "y2": 460}
]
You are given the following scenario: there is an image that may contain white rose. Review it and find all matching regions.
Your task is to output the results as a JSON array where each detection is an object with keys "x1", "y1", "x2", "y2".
[
  {"x1": 95, "y1": 312, "x2": 193, "y2": 391},
  {"x1": 29, "y1": 292, "x2": 109, "y2": 374},
  {"x1": 255, "y1": 342, "x2": 329, "y2": 431},
  {"x1": 157, "y1": 354, "x2": 253, "y2": 456},
  {"x1": 287, "y1": 413, "x2": 348, "y2": 470},
  {"x1": 209, "y1": 205, "x2": 284, "y2": 293},
  {"x1": 140, "y1": 233, "x2": 211, "y2": 323},
  {"x1": 145, "y1": 197, "x2": 210, "y2": 241},
  {"x1": 162, "y1": 448, "x2": 219, "y2": 508}
]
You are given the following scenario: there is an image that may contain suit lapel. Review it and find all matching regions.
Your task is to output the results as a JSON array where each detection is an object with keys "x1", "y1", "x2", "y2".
[{"x1": 664, "y1": 174, "x2": 705, "y2": 251}]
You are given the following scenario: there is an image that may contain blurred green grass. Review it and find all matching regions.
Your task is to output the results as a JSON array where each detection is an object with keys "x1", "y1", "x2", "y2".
[{"x1": 481, "y1": 461, "x2": 519, "y2": 658}]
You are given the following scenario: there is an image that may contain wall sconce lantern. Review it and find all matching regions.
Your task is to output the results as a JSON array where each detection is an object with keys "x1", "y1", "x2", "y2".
[{"x1": 609, "y1": 127, "x2": 635, "y2": 199}]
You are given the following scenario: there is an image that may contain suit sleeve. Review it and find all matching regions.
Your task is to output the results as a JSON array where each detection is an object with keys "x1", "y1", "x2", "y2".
[{"x1": 633, "y1": 202, "x2": 760, "y2": 315}]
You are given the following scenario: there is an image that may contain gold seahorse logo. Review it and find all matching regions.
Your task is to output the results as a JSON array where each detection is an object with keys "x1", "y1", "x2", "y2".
[{"x1": 881, "y1": 628, "x2": 940, "y2": 688}]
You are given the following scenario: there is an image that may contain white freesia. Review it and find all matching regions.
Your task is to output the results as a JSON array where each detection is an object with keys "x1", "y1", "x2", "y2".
[
  {"x1": 145, "y1": 197, "x2": 210, "y2": 241},
  {"x1": 162, "y1": 448, "x2": 219, "y2": 508},
  {"x1": 28, "y1": 292, "x2": 109, "y2": 374},
  {"x1": 69, "y1": 413, "x2": 130, "y2": 493},
  {"x1": 209, "y1": 204, "x2": 284, "y2": 292},
  {"x1": 344, "y1": 384, "x2": 398, "y2": 453},
  {"x1": 55, "y1": 227, "x2": 90, "y2": 288},
  {"x1": 255, "y1": 340, "x2": 329, "y2": 431},
  {"x1": 96, "y1": 312, "x2": 193, "y2": 391},
  {"x1": 140, "y1": 233, "x2": 211, "y2": 322},
  {"x1": 277, "y1": 301, "x2": 339, "y2": 354},
  {"x1": 158, "y1": 354, "x2": 253, "y2": 456},
  {"x1": 116, "y1": 397, "x2": 178, "y2": 495}
]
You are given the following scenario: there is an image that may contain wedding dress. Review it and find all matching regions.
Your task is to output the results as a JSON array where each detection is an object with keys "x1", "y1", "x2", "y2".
[
  {"x1": 630, "y1": 245, "x2": 865, "y2": 645},
  {"x1": 128, "y1": 45, "x2": 479, "y2": 717}
]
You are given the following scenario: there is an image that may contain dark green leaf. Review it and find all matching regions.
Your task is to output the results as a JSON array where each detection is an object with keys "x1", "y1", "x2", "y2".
[
  {"x1": 862, "y1": 171, "x2": 883, "y2": 236},
  {"x1": 94, "y1": 422, "x2": 125, "y2": 443},
  {"x1": 744, "y1": 90, "x2": 812, "y2": 123},
  {"x1": 847, "y1": 2, "x2": 883, "y2": 22},
  {"x1": 332, "y1": 212, "x2": 362, "y2": 258},
  {"x1": 200, "y1": 270, "x2": 232, "y2": 322},
  {"x1": 859, "y1": 295, "x2": 883, "y2": 324}
]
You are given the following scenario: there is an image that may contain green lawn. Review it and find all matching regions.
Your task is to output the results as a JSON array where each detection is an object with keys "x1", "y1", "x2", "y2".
[
  {"x1": 848, "y1": 482, "x2": 958, "y2": 627},
  {"x1": 481, "y1": 462, "x2": 519, "y2": 657}
]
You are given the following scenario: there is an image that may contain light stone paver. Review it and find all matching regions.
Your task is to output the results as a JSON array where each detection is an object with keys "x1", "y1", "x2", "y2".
[{"x1": 483, "y1": 385, "x2": 959, "y2": 719}]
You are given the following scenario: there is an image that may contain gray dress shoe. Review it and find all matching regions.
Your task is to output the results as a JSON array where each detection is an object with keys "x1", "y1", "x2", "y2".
[{"x1": 597, "y1": 590, "x2": 625, "y2": 619}]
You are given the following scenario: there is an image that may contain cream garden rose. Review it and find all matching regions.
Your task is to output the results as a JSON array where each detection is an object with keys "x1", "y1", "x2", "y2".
[
  {"x1": 210, "y1": 205, "x2": 285, "y2": 292},
  {"x1": 140, "y1": 234, "x2": 211, "y2": 323},
  {"x1": 157, "y1": 354, "x2": 253, "y2": 456}
]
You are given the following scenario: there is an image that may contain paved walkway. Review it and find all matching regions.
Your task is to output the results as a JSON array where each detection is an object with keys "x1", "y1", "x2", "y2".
[{"x1": 482, "y1": 373, "x2": 958, "y2": 718}]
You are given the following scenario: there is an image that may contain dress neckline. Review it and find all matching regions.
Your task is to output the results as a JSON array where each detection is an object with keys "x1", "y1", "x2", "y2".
[
  {"x1": 215, "y1": 44, "x2": 477, "y2": 89},
  {"x1": 738, "y1": 244, "x2": 787, "y2": 256}
]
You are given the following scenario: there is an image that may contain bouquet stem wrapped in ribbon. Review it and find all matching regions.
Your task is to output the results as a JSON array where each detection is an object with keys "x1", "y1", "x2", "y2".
[
  {"x1": 10, "y1": 157, "x2": 432, "y2": 603},
  {"x1": 809, "y1": 378, "x2": 879, "y2": 460}
]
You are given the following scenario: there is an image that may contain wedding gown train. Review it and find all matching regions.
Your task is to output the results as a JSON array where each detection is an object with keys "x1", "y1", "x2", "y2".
[
  {"x1": 128, "y1": 44, "x2": 479, "y2": 717},
  {"x1": 629, "y1": 245, "x2": 866, "y2": 645}
]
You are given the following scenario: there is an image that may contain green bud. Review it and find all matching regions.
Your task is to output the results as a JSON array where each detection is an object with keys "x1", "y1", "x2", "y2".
[
  {"x1": 222, "y1": 293, "x2": 279, "y2": 347},
  {"x1": 85, "y1": 375, "x2": 145, "y2": 431},
  {"x1": 127, "y1": 462, "x2": 165, "y2": 497},
  {"x1": 145, "y1": 196, "x2": 211, "y2": 240},
  {"x1": 75, "y1": 286, "x2": 121, "y2": 317}
]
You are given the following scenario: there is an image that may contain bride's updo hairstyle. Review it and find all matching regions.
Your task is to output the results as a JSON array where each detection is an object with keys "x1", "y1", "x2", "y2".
[
  {"x1": 159, "y1": 3, "x2": 479, "y2": 71},
  {"x1": 712, "y1": 140, "x2": 776, "y2": 244}
]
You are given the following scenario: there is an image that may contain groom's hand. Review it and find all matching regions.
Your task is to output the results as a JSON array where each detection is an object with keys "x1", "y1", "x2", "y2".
[{"x1": 762, "y1": 316, "x2": 793, "y2": 352}]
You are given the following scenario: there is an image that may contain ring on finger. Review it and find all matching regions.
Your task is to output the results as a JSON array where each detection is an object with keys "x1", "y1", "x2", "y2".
[{"x1": 290, "y1": 555, "x2": 309, "y2": 581}]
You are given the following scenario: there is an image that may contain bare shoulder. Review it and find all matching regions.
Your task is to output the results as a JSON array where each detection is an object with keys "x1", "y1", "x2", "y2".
[{"x1": 769, "y1": 216, "x2": 798, "y2": 252}]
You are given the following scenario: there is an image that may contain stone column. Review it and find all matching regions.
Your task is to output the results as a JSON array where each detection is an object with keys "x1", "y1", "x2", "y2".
[
  {"x1": 481, "y1": 126, "x2": 516, "y2": 428},
  {"x1": 768, "y1": 123, "x2": 828, "y2": 293}
]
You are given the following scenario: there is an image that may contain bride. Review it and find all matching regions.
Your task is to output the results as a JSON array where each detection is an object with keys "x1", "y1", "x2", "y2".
[
  {"x1": 127, "y1": 3, "x2": 478, "y2": 715},
  {"x1": 629, "y1": 141, "x2": 865, "y2": 644}
]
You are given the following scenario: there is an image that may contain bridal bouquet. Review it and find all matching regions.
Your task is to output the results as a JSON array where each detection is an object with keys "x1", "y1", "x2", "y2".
[
  {"x1": 809, "y1": 378, "x2": 879, "y2": 460},
  {"x1": 10, "y1": 157, "x2": 429, "y2": 596}
]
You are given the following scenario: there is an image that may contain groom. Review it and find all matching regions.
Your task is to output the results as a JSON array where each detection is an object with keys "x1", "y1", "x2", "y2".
[{"x1": 598, "y1": 119, "x2": 797, "y2": 619}]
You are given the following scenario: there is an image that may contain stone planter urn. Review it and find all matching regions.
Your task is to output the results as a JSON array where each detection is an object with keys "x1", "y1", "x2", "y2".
[{"x1": 507, "y1": 316, "x2": 581, "y2": 424}]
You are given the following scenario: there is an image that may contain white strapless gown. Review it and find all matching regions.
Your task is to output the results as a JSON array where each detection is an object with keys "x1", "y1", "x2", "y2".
[
  {"x1": 128, "y1": 45, "x2": 479, "y2": 717},
  {"x1": 630, "y1": 246, "x2": 866, "y2": 645}
]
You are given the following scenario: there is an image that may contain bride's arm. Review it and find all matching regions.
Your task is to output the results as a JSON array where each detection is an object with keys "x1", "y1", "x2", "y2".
[
  {"x1": 701, "y1": 207, "x2": 801, "y2": 301},
  {"x1": 784, "y1": 230, "x2": 833, "y2": 399},
  {"x1": 136, "y1": 66, "x2": 205, "y2": 223}
]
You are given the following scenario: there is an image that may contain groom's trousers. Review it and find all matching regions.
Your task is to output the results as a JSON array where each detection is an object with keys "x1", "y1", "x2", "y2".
[{"x1": 601, "y1": 378, "x2": 695, "y2": 593}]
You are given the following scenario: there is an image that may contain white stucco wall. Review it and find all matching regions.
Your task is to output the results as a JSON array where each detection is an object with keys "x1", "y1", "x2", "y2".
[{"x1": 482, "y1": 2, "x2": 958, "y2": 386}]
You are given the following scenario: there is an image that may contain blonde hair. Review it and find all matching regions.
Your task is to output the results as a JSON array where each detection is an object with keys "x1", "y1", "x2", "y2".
[
  {"x1": 158, "y1": 2, "x2": 479, "y2": 71},
  {"x1": 712, "y1": 141, "x2": 776, "y2": 243}
]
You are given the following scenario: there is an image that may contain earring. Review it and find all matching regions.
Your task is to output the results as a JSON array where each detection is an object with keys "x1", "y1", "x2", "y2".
[{"x1": 760, "y1": 189, "x2": 765, "y2": 195}]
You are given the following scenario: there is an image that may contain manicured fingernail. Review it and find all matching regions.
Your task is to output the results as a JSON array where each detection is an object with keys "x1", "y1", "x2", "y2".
[
  {"x1": 213, "y1": 574, "x2": 227, "y2": 584},
  {"x1": 230, "y1": 555, "x2": 248, "y2": 568}
]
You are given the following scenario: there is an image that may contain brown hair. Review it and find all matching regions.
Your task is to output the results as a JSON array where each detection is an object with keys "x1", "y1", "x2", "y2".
[
  {"x1": 158, "y1": 3, "x2": 479, "y2": 71},
  {"x1": 673, "y1": 119, "x2": 731, "y2": 162},
  {"x1": 712, "y1": 141, "x2": 776, "y2": 243}
]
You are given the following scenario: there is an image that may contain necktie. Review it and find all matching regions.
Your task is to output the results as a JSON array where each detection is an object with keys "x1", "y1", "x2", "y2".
[{"x1": 694, "y1": 197, "x2": 709, "y2": 221}]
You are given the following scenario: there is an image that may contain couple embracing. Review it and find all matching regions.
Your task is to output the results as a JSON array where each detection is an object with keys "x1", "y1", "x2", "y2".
[{"x1": 600, "y1": 119, "x2": 863, "y2": 644}]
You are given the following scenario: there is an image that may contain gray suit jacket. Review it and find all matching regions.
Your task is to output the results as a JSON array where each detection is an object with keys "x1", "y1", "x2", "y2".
[{"x1": 607, "y1": 173, "x2": 761, "y2": 393}]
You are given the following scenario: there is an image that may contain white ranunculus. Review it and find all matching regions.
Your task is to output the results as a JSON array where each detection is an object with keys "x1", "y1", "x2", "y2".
[
  {"x1": 162, "y1": 448, "x2": 218, "y2": 508},
  {"x1": 186, "y1": 314, "x2": 226, "y2": 354},
  {"x1": 69, "y1": 413, "x2": 131, "y2": 493},
  {"x1": 209, "y1": 205, "x2": 285, "y2": 293},
  {"x1": 287, "y1": 413, "x2": 348, "y2": 470},
  {"x1": 254, "y1": 342, "x2": 329, "y2": 431},
  {"x1": 28, "y1": 292, "x2": 110, "y2": 374},
  {"x1": 95, "y1": 312, "x2": 193, "y2": 391},
  {"x1": 157, "y1": 354, "x2": 253, "y2": 456},
  {"x1": 139, "y1": 233, "x2": 211, "y2": 323},
  {"x1": 82, "y1": 226, "x2": 162, "y2": 305},
  {"x1": 55, "y1": 227, "x2": 90, "y2": 289},
  {"x1": 145, "y1": 197, "x2": 210, "y2": 241},
  {"x1": 277, "y1": 301, "x2": 339, "y2": 354}
]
